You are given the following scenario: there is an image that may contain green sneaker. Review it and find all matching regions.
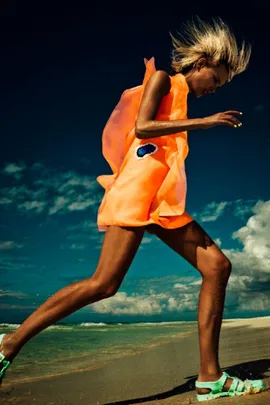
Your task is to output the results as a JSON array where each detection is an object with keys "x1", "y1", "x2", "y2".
[
  {"x1": 0, "y1": 334, "x2": 11, "y2": 384},
  {"x1": 195, "y1": 371, "x2": 266, "y2": 402}
]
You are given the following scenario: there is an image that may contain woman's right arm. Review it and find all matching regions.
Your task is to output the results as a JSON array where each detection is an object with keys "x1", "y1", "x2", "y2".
[{"x1": 135, "y1": 71, "x2": 242, "y2": 140}]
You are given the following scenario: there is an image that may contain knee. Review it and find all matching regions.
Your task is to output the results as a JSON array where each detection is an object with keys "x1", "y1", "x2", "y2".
[
  {"x1": 91, "y1": 277, "x2": 119, "y2": 299},
  {"x1": 202, "y1": 254, "x2": 232, "y2": 284}
]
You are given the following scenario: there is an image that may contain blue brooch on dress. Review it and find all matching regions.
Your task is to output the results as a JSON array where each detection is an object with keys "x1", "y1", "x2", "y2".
[{"x1": 135, "y1": 143, "x2": 158, "y2": 159}]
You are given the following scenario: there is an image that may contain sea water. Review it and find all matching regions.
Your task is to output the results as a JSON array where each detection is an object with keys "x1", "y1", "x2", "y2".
[{"x1": 0, "y1": 321, "x2": 197, "y2": 383}]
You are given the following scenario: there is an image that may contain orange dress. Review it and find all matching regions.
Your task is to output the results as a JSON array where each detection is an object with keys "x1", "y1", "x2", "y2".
[{"x1": 96, "y1": 57, "x2": 193, "y2": 231}]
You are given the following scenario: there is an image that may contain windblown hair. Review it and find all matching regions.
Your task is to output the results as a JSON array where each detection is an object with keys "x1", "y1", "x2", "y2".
[{"x1": 170, "y1": 17, "x2": 252, "y2": 81}]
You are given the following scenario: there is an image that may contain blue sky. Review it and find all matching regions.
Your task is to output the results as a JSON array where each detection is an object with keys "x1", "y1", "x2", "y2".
[{"x1": 0, "y1": 10, "x2": 269, "y2": 323}]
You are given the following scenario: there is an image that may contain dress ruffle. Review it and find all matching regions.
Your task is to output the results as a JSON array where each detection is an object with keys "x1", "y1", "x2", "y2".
[{"x1": 96, "y1": 57, "x2": 193, "y2": 231}]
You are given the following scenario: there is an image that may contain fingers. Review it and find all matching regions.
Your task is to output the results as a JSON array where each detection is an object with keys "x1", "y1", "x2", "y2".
[
  {"x1": 227, "y1": 117, "x2": 242, "y2": 127},
  {"x1": 222, "y1": 111, "x2": 243, "y2": 128},
  {"x1": 205, "y1": 111, "x2": 244, "y2": 129},
  {"x1": 224, "y1": 110, "x2": 243, "y2": 116},
  {"x1": 221, "y1": 118, "x2": 242, "y2": 128}
]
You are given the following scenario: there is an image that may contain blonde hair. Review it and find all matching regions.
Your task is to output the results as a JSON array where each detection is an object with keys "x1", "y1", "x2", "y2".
[{"x1": 170, "y1": 17, "x2": 252, "y2": 81}]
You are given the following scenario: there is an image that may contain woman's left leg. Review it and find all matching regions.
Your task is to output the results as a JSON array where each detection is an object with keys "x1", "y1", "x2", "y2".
[{"x1": 148, "y1": 221, "x2": 233, "y2": 392}]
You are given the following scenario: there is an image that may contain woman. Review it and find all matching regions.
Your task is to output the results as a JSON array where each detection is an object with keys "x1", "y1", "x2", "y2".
[{"x1": 0, "y1": 17, "x2": 266, "y2": 402}]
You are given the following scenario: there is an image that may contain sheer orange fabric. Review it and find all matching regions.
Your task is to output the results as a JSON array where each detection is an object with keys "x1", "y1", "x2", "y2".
[{"x1": 96, "y1": 57, "x2": 193, "y2": 231}]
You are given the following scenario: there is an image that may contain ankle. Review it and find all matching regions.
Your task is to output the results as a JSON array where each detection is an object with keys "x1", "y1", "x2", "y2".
[
  {"x1": 198, "y1": 370, "x2": 223, "y2": 382},
  {"x1": 1, "y1": 333, "x2": 20, "y2": 361}
]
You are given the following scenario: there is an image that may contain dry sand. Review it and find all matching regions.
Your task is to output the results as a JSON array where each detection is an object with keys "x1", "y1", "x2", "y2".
[{"x1": 0, "y1": 317, "x2": 269, "y2": 404}]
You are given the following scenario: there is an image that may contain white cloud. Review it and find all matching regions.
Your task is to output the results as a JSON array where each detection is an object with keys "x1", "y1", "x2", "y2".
[
  {"x1": 70, "y1": 243, "x2": 88, "y2": 250},
  {"x1": 90, "y1": 201, "x2": 270, "y2": 315},
  {"x1": 0, "y1": 289, "x2": 28, "y2": 298},
  {"x1": 192, "y1": 199, "x2": 259, "y2": 223},
  {"x1": 61, "y1": 243, "x2": 88, "y2": 251},
  {"x1": 226, "y1": 201, "x2": 270, "y2": 274},
  {"x1": 214, "y1": 238, "x2": 222, "y2": 247},
  {"x1": 226, "y1": 274, "x2": 253, "y2": 293},
  {"x1": 233, "y1": 199, "x2": 256, "y2": 219},
  {"x1": 193, "y1": 201, "x2": 228, "y2": 222},
  {"x1": 167, "y1": 294, "x2": 197, "y2": 312},
  {"x1": 34, "y1": 170, "x2": 97, "y2": 192},
  {"x1": 2, "y1": 162, "x2": 26, "y2": 180},
  {"x1": 18, "y1": 200, "x2": 47, "y2": 213},
  {"x1": 45, "y1": 172, "x2": 101, "y2": 215},
  {"x1": 49, "y1": 196, "x2": 70, "y2": 215},
  {"x1": 91, "y1": 280, "x2": 200, "y2": 316},
  {"x1": 92, "y1": 292, "x2": 165, "y2": 315},
  {"x1": 147, "y1": 275, "x2": 197, "y2": 284},
  {"x1": 0, "y1": 162, "x2": 102, "y2": 216},
  {"x1": 31, "y1": 162, "x2": 46, "y2": 172},
  {"x1": 0, "y1": 241, "x2": 23, "y2": 250},
  {"x1": 224, "y1": 200, "x2": 270, "y2": 311},
  {"x1": 141, "y1": 236, "x2": 153, "y2": 245},
  {"x1": 67, "y1": 199, "x2": 97, "y2": 212},
  {"x1": 0, "y1": 197, "x2": 12, "y2": 205},
  {"x1": 0, "y1": 304, "x2": 36, "y2": 309},
  {"x1": 123, "y1": 275, "x2": 199, "y2": 292},
  {"x1": 67, "y1": 219, "x2": 98, "y2": 232},
  {"x1": 0, "y1": 256, "x2": 36, "y2": 272},
  {"x1": 238, "y1": 292, "x2": 270, "y2": 311},
  {"x1": 173, "y1": 283, "x2": 190, "y2": 291},
  {"x1": 0, "y1": 184, "x2": 49, "y2": 214},
  {"x1": 57, "y1": 173, "x2": 97, "y2": 192}
]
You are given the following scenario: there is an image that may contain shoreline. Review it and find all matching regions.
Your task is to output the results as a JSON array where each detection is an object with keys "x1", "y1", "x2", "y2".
[
  {"x1": 2, "y1": 331, "x2": 195, "y2": 387},
  {"x1": 0, "y1": 316, "x2": 269, "y2": 404},
  {"x1": 1, "y1": 315, "x2": 270, "y2": 328}
]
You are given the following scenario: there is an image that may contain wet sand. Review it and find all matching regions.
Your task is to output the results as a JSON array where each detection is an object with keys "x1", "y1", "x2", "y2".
[{"x1": 0, "y1": 317, "x2": 269, "y2": 404}]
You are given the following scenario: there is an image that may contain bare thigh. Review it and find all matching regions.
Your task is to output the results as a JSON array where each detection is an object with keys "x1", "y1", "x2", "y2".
[
  {"x1": 147, "y1": 221, "x2": 229, "y2": 275},
  {"x1": 92, "y1": 225, "x2": 145, "y2": 292}
]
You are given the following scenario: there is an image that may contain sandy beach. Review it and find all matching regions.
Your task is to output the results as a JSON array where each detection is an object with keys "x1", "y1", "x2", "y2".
[{"x1": 0, "y1": 317, "x2": 269, "y2": 405}]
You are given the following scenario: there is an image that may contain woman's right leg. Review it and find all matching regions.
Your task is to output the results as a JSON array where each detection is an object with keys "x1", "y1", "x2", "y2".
[{"x1": 0, "y1": 225, "x2": 144, "y2": 365}]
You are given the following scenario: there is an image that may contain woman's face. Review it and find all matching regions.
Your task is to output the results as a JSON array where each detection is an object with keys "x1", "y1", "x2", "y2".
[{"x1": 186, "y1": 58, "x2": 229, "y2": 98}]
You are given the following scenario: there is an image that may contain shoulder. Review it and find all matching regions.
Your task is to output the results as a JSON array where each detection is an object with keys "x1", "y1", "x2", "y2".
[
  {"x1": 152, "y1": 69, "x2": 170, "y2": 81},
  {"x1": 149, "y1": 70, "x2": 171, "y2": 91},
  {"x1": 145, "y1": 69, "x2": 171, "y2": 95},
  {"x1": 139, "y1": 70, "x2": 171, "y2": 105}
]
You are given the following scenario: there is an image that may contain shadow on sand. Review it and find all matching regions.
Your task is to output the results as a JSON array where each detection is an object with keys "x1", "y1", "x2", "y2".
[{"x1": 103, "y1": 359, "x2": 270, "y2": 405}]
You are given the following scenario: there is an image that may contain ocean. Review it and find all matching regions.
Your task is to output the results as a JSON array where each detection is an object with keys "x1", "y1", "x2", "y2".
[{"x1": 0, "y1": 321, "x2": 198, "y2": 383}]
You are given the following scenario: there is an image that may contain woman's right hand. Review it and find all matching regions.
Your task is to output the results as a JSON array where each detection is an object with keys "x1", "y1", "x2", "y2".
[{"x1": 200, "y1": 111, "x2": 243, "y2": 129}]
